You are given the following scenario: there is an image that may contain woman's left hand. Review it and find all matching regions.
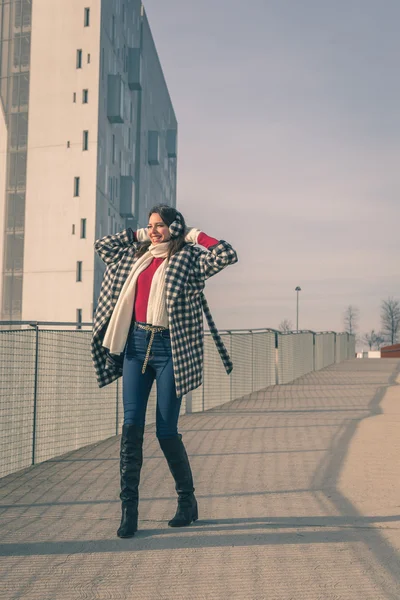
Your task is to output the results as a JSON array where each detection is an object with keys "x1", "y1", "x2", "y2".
[{"x1": 185, "y1": 227, "x2": 201, "y2": 244}]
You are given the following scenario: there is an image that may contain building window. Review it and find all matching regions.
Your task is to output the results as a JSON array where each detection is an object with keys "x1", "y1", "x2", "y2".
[
  {"x1": 80, "y1": 218, "x2": 87, "y2": 239},
  {"x1": 82, "y1": 89, "x2": 89, "y2": 103},
  {"x1": 74, "y1": 176, "x2": 80, "y2": 197},
  {"x1": 130, "y1": 101, "x2": 133, "y2": 123},
  {"x1": 84, "y1": 7, "x2": 90, "y2": 27},
  {"x1": 83, "y1": 131, "x2": 89, "y2": 150},
  {"x1": 122, "y1": 3, "x2": 125, "y2": 23},
  {"x1": 111, "y1": 15, "x2": 116, "y2": 44},
  {"x1": 109, "y1": 176, "x2": 113, "y2": 201},
  {"x1": 101, "y1": 48, "x2": 105, "y2": 80},
  {"x1": 76, "y1": 309, "x2": 82, "y2": 330},
  {"x1": 76, "y1": 261, "x2": 82, "y2": 282},
  {"x1": 72, "y1": 224, "x2": 75, "y2": 235},
  {"x1": 73, "y1": 92, "x2": 76, "y2": 103},
  {"x1": 87, "y1": 53, "x2": 91, "y2": 64},
  {"x1": 128, "y1": 128, "x2": 131, "y2": 149},
  {"x1": 112, "y1": 134, "x2": 116, "y2": 164},
  {"x1": 76, "y1": 49, "x2": 82, "y2": 69},
  {"x1": 67, "y1": 141, "x2": 70, "y2": 148}
]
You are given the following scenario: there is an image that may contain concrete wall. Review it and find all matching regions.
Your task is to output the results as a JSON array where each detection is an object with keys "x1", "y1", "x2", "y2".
[
  {"x1": 22, "y1": 0, "x2": 101, "y2": 323},
  {"x1": 1, "y1": 0, "x2": 178, "y2": 324}
]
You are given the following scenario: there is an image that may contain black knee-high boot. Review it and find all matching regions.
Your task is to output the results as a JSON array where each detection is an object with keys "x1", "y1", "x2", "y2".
[
  {"x1": 159, "y1": 434, "x2": 198, "y2": 527},
  {"x1": 117, "y1": 424, "x2": 144, "y2": 538}
]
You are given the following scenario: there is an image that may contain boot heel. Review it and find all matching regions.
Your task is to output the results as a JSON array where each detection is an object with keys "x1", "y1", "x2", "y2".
[{"x1": 192, "y1": 504, "x2": 198, "y2": 522}]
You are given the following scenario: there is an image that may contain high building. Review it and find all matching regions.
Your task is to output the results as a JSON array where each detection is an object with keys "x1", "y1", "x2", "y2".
[{"x1": 0, "y1": 0, "x2": 178, "y2": 324}]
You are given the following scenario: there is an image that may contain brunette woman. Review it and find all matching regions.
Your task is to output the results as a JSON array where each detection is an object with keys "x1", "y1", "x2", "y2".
[{"x1": 91, "y1": 205, "x2": 238, "y2": 538}]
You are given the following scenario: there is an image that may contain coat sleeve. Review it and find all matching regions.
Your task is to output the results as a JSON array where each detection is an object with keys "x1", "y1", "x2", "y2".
[
  {"x1": 195, "y1": 240, "x2": 238, "y2": 281},
  {"x1": 94, "y1": 228, "x2": 139, "y2": 265}
]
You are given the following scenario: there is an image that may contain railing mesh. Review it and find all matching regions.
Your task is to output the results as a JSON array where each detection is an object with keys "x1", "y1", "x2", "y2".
[
  {"x1": 34, "y1": 331, "x2": 118, "y2": 464},
  {"x1": 315, "y1": 333, "x2": 335, "y2": 371},
  {"x1": 278, "y1": 333, "x2": 314, "y2": 384},
  {"x1": 0, "y1": 325, "x2": 355, "y2": 478},
  {"x1": 252, "y1": 332, "x2": 276, "y2": 391},
  {"x1": 0, "y1": 330, "x2": 36, "y2": 476}
]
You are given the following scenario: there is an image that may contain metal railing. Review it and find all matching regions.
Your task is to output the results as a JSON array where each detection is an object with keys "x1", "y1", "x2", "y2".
[{"x1": 0, "y1": 322, "x2": 356, "y2": 478}]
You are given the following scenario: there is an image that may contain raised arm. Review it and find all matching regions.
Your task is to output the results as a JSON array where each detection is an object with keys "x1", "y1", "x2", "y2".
[
  {"x1": 185, "y1": 228, "x2": 238, "y2": 279},
  {"x1": 94, "y1": 228, "x2": 149, "y2": 265}
]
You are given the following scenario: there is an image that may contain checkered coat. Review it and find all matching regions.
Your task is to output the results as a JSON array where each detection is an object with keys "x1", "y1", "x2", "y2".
[{"x1": 91, "y1": 229, "x2": 238, "y2": 397}]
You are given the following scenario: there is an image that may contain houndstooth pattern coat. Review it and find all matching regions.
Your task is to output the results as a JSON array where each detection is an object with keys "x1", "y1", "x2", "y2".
[{"x1": 91, "y1": 229, "x2": 238, "y2": 397}]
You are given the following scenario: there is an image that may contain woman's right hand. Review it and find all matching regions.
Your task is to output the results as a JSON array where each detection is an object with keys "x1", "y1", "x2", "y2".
[{"x1": 136, "y1": 228, "x2": 149, "y2": 242}]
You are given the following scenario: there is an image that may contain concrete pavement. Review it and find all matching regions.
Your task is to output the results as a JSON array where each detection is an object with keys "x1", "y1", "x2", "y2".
[{"x1": 1, "y1": 358, "x2": 400, "y2": 600}]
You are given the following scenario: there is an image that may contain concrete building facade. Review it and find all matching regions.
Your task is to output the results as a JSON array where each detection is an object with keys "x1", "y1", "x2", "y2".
[{"x1": 0, "y1": 0, "x2": 177, "y2": 324}]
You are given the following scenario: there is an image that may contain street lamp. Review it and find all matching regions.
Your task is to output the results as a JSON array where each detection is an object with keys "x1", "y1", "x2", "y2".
[{"x1": 295, "y1": 286, "x2": 302, "y2": 331}]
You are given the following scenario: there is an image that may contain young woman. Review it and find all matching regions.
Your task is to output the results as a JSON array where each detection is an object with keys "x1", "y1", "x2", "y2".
[{"x1": 91, "y1": 205, "x2": 238, "y2": 538}]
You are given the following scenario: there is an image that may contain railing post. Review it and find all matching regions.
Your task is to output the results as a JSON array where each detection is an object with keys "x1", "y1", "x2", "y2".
[
  {"x1": 116, "y1": 378, "x2": 119, "y2": 435},
  {"x1": 334, "y1": 333, "x2": 337, "y2": 363},
  {"x1": 202, "y1": 346, "x2": 205, "y2": 412},
  {"x1": 313, "y1": 333, "x2": 316, "y2": 372},
  {"x1": 251, "y1": 331, "x2": 254, "y2": 393},
  {"x1": 185, "y1": 391, "x2": 192, "y2": 414},
  {"x1": 229, "y1": 332, "x2": 233, "y2": 402},
  {"x1": 32, "y1": 324, "x2": 39, "y2": 465},
  {"x1": 275, "y1": 332, "x2": 279, "y2": 385}
]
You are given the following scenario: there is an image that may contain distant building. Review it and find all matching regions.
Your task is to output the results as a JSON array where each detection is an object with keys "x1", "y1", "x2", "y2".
[
  {"x1": 381, "y1": 344, "x2": 400, "y2": 358},
  {"x1": 0, "y1": 0, "x2": 177, "y2": 324},
  {"x1": 357, "y1": 351, "x2": 381, "y2": 359}
]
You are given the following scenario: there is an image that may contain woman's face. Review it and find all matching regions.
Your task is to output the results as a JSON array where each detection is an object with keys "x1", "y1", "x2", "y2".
[{"x1": 148, "y1": 213, "x2": 171, "y2": 244}]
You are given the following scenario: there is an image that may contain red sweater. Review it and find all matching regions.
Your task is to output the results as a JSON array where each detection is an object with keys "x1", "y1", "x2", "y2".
[{"x1": 133, "y1": 232, "x2": 219, "y2": 323}]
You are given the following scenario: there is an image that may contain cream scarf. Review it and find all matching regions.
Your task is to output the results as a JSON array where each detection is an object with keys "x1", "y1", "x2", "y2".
[{"x1": 102, "y1": 242, "x2": 170, "y2": 354}]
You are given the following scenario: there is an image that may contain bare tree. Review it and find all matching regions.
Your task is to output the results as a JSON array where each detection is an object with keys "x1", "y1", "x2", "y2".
[
  {"x1": 362, "y1": 330, "x2": 377, "y2": 350},
  {"x1": 343, "y1": 305, "x2": 359, "y2": 335},
  {"x1": 374, "y1": 332, "x2": 385, "y2": 350},
  {"x1": 381, "y1": 297, "x2": 400, "y2": 345},
  {"x1": 279, "y1": 319, "x2": 293, "y2": 333}
]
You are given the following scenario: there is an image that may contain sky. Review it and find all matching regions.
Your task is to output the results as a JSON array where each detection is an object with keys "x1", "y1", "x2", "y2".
[{"x1": 144, "y1": 0, "x2": 400, "y2": 340}]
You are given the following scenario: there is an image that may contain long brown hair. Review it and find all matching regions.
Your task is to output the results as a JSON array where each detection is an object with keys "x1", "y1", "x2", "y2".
[{"x1": 135, "y1": 205, "x2": 187, "y2": 261}]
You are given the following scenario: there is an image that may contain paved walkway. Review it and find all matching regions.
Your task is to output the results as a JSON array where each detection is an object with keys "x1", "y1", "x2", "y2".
[{"x1": 1, "y1": 359, "x2": 400, "y2": 600}]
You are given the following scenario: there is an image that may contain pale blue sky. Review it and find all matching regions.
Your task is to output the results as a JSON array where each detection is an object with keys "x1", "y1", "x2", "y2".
[{"x1": 145, "y1": 0, "x2": 400, "y2": 337}]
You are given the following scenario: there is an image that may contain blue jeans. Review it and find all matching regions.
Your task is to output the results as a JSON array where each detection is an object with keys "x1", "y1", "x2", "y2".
[{"x1": 122, "y1": 324, "x2": 182, "y2": 439}]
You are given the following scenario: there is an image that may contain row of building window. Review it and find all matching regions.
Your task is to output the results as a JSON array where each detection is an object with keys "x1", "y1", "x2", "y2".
[
  {"x1": 76, "y1": 261, "x2": 83, "y2": 281},
  {"x1": 77, "y1": 13, "x2": 90, "y2": 156},
  {"x1": 72, "y1": 219, "x2": 87, "y2": 239},
  {"x1": 83, "y1": 130, "x2": 89, "y2": 150},
  {"x1": 76, "y1": 50, "x2": 91, "y2": 69},
  {"x1": 73, "y1": 90, "x2": 89, "y2": 104},
  {"x1": 65, "y1": 132, "x2": 89, "y2": 151}
]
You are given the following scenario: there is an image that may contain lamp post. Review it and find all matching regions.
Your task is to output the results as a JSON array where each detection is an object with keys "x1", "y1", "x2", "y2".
[{"x1": 295, "y1": 286, "x2": 301, "y2": 331}]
